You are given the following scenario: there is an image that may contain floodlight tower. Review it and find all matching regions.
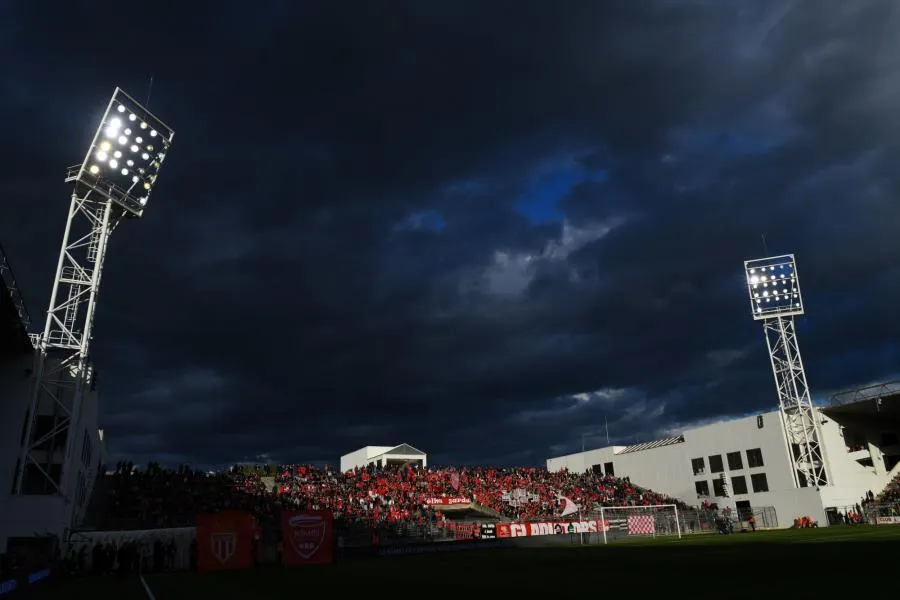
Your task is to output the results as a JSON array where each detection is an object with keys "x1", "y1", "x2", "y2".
[
  {"x1": 743, "y1": 254, "x2": 828, "y2": 489},
  {"x1": 14, "y1": 88, "x2": 174, "y2": 498}
]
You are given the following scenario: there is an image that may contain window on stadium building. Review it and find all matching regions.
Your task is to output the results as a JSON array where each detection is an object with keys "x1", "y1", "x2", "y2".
[
  {"x1": 731, "y1": 475, "x2": 748, "y2": 495},
  {"x1": 75, "y1": 471, "x2": 86, "y2": 508},
  {"x1": 712, "y1": 477, "x2": 727, "y2": 497},
  {"x1": 604, "y1": 462, "x2": 615, "y2": 477},
  {"x1": 695, "y1": 480, "x2": 710, "y2": 497},
  {"x1": 726, "y1": 451, "x2": 743, "y2": 471},
  {"x1": 746, "y1": 448, "x2": 764, "y2": 468},
  {"x1": 690, "y1": 457, "x2": 705, "y2": 475},
  {"x1": 751, "y1": 472, "x2": 769, "y2": 493},
  {"x1": 708, "y1": 454, "x2": 724, "y2": 473},
  {"x1": 81, "y1": 431, "x2": 93, "y2": 467}
]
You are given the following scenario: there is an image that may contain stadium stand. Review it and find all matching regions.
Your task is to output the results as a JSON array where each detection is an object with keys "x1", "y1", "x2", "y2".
[
  {"x1": 83, "y1": 463, "x2": 684, "y2": 534},
  {"x1": 95, "y1": 463, "x2": 272, "y2": 531},
  {"x1": 876, "y1": 472, "x2": 899, "y2": 504}
]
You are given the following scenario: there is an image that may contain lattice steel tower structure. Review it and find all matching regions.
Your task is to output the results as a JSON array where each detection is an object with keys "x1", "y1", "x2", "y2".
[
  {"x1": 743, "y1": 254, "x2": 828, "y2": 488},
  {"x1": 14, "y1": 88, "x2": 174, "y2": 497}
]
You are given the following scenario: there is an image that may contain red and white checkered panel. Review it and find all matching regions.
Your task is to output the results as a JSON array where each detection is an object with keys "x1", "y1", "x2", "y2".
[{"x1": 627, "y1": 515, "x2": 656, "y2": 535}]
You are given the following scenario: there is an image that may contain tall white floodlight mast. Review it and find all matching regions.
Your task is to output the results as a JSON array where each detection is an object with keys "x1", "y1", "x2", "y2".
[
  {"x1": 743, "y1": 254, "x2": 827, "y2": 488},
  {"x1": 14, "y1": 88, "x2": 174, "y2": 497}
]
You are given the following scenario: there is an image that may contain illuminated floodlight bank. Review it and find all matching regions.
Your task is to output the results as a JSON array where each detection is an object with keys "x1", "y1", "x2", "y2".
[
  {"x1": 741, "y1": 252, "x2": 827, "y2": 489},
  {"x1": 743, "y1": 254, "x2": 803, "y2": 321},
  {"x1": 14, "y1": 88, "x2": 175, "y2": 499},
  {"x1": 67, "y1": 88, "x2": 175, "y2": 217}
]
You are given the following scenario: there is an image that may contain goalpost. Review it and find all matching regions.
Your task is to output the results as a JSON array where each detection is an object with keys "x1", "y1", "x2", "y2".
[{"x1": 595, "y1": 504, "x2": 682, "y2": 545}]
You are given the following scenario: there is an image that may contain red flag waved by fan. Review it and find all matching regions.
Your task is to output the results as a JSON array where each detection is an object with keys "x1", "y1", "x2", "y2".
[
  {"x1": 282, "y1": 510, "x2": 334, "y2": 565},
  {"x1": 196, "y1": 511, "x2": 256, "y2": 573}
]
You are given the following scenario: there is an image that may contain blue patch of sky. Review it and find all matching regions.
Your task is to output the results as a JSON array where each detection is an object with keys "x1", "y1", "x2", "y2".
[
  {"x1": 814, "y1": 341, "x2": 900, "y2": 398},
  {"x1": 668, "y1": 100, "x2": 802, "y2": 164},
  {"x1": 514, "y1": 166, "x2": 607, "y2": 224},
  {"x1": 719, "y1": 133, "x2": 780, "y2": 156},
  {"x1": 394, "y1": 209, "x2": 446, "y2": 233},
  {"x1": 670, "y1": 129, "x2": 791, "y2": 162},
  {"x1": 804, "y1": 291, "x2": 868, "y2": 323}
]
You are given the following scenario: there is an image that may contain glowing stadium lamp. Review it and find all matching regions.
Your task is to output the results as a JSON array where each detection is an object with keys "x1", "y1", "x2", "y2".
[
  {"x1": 65, "y1": 88, "x2": 174, "y2": 218},
  {"x1": 743, "y1": 254, "x2": 804, "y2": 321},
  {"x1": 14, "y1": 86, "x2": 175, "y2": 500}
]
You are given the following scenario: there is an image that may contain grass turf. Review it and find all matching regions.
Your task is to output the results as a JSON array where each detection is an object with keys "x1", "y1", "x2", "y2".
[{"x1": 24, "y1": 526, "x2": 900, "y2": 599}]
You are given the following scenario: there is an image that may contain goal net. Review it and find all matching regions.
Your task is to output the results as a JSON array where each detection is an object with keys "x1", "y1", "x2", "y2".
[{"x1": 592, "y1": 504, "x2": 682, "y2": 544}]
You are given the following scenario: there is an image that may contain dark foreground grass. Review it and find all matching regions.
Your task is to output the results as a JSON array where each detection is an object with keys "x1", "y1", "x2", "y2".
[{"x1": 23, "y1": 526, "x2": 900, "y2": 599}]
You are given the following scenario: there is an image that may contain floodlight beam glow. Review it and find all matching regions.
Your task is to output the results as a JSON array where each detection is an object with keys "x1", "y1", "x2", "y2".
[
  {"x1": 76, "y1": 87, "x2": 174, "y2": 216},
  {"x1": 743, "y1": 255, "x2": 803, "y2": 319}
]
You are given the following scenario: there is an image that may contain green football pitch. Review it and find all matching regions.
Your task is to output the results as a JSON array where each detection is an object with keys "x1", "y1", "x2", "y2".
[{"x1": 20, "y1": 526, "x2": 900, "y2": 599}]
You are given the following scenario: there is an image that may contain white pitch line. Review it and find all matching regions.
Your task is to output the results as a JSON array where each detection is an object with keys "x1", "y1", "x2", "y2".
[
  {"x1": 792, "y1": 533, "x2": 870, "y2": 544},
  {"x1": 139, "y1": 573, "x2": 157, "y2": 600}
]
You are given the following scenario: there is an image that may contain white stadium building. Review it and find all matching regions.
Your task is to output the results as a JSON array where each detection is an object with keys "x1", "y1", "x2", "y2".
[
  {"x1": 0, "y1": 353, "x2": 106, "y2": 553},
  {"x1": 548, "y1": 383, "x2": 900, "y2": 527},
  {"x1": 0, "y1": 243, "x2": 106, "y2": 553},
  {"x1": 340, "y1": 444, "x2": 427, "y2": 472}
]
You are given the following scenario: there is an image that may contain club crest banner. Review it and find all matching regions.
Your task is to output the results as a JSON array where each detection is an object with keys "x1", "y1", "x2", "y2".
[
  {"x1": 196, "y1": 511, "x2": 255, "y2": 573},
  {"x1": 281, "y1": 510, "x2": 334, "y2": 565}
]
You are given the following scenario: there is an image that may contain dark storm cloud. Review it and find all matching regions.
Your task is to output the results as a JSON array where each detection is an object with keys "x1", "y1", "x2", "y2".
[{"x1": 2, "y1": 0, "x2": 900, "y2": 469}]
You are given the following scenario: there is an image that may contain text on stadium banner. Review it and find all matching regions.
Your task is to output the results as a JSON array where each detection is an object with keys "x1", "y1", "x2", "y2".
[
  {"x1": 425, "y1": 497, "x2": 471, "y2": 505},
  {"x1": 479, "y1": 523, "x2": 497, "y2": 540},
  {"x1": 281, "y1": 510, "x2": 334, "y2": 564},
  {"x1": 495, "y1": 519, "x2": 609, "y2": 538}
]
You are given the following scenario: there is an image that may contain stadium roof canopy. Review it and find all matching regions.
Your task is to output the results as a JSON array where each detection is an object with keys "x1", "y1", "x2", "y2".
[
  {"x1": 0, "y1": 243, "x2": 33, "y2": 357},
  {"x1": 616, "y1": 435, "x2": 685, "y2": 455},
  {"x1": 825, "y1": 381, "x2": 900, "y2": 419},
  {"x1": 384, "y1": 443, "x2": 425, "y2": 456}
]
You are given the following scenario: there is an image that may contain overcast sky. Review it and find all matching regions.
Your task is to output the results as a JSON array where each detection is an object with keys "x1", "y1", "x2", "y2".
[{"x1": 2, "y1": 0, "x2": 899, "y2": 469}]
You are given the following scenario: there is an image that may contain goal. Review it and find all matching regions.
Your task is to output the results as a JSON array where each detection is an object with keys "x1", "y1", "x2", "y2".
[{"x1": 593, "y1": 504, "x2": 682, "y2": 544}]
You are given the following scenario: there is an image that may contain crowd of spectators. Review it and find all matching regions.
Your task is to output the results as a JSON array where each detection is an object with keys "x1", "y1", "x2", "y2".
[
  {"x1": 103, "y1": 462, "x2": 273, "y2": 529},
  {"x1": 95, "y1": 462, "x2": 683, "y2": 532},
  {"x1": 878, "y1": 473, "x2": 900, "y2": 504},
  {"x1": 453, "y1": 466, "x2": 683, "y2": 518},
  {"x1": 859, "y1": 471, "x2": 900, "y2": 510},
  {"x1": 275, "y1": 464, "x2": 436, "y2": 529},
  {"x1": 68, "y1": 538, "x2": 180, "y2": 575}
]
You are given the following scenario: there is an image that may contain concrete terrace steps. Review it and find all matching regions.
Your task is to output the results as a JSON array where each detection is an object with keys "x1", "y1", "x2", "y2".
[{"x1": 470, "y1": 502, "x2": 509, "y2": 521}]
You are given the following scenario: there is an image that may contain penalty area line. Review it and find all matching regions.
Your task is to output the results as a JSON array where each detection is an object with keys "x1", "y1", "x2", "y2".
[{"x1": 139, "y1": 572, "x2": 156, "y2": 600}]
